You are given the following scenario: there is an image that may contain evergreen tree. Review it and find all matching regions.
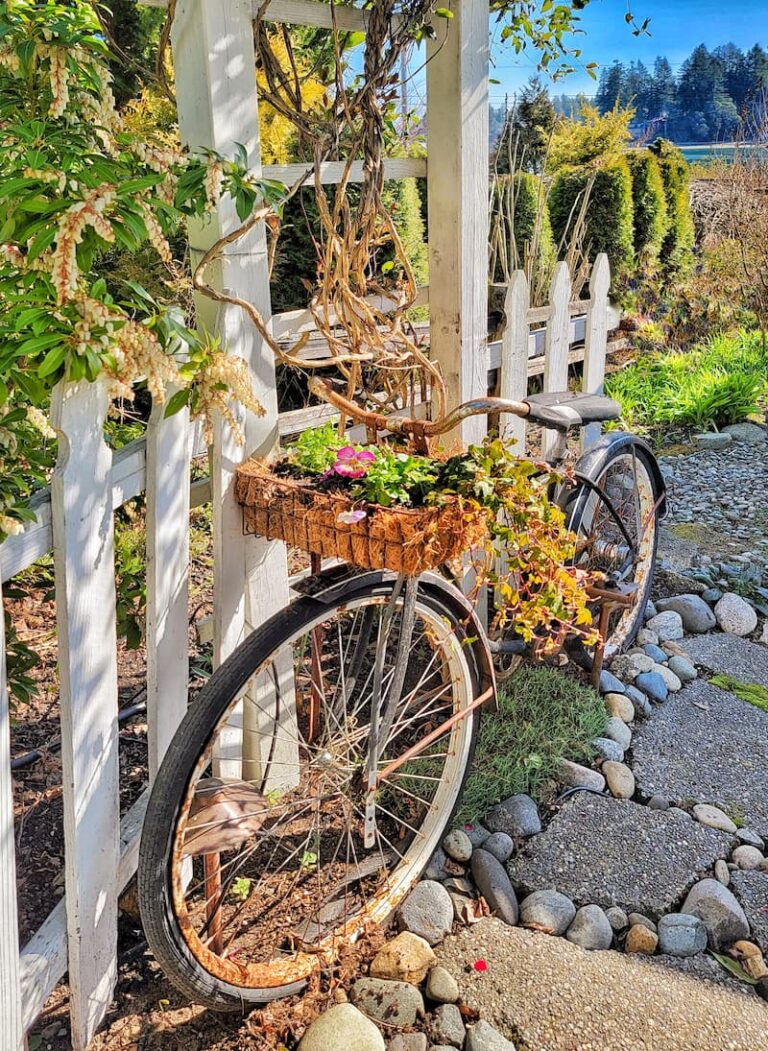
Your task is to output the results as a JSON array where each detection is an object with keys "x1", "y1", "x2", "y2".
[
  {"x1": 595, "y1": 62, "x2": 625, "y2": 113},
  {"x1": 495, "y1": 77, "x2": 556, "y2": 173}
]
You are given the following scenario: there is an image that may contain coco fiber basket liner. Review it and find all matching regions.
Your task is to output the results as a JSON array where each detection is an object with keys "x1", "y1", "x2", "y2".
[{"x1": 235, "y1": 457, "x2": 488, "y2": 575}]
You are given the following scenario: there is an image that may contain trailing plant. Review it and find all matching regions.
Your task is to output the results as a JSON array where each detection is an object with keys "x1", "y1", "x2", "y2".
[{"x1": 0, "y1": 0, "x2": 282, "y2": 538}]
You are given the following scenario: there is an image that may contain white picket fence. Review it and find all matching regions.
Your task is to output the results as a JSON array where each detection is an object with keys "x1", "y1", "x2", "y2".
[{"x1": 0, "y1": 0, "x2": 619, "y2": 1046}]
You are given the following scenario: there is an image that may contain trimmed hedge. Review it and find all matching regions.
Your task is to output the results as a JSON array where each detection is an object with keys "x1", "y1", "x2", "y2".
[
  {"x1": 650, "y1": 138, "x2": 695, "y2": 270},
  {"x1": 626, "y1": 148, "x2": 668, "y2": 263},
  {"x1": 548, "y1": 160, "x2": 635, "y2": 282},
  {"x1": 270, "y1": 178, "x2": 428, "y2": 314},
  {"x1": 490, "y1": 172, "x2": 555, "y2": 282}
]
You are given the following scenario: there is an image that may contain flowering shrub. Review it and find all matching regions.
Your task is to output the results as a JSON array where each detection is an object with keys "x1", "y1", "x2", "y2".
[{"x1": 0, "y1": 0, "x2": 284, "y2": 537}]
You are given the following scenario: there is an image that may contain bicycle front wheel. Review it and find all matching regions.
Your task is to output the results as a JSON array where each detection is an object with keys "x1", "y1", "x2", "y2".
[{"x1": 138, "y1": 576, "x2": 480, "y2": 1009}]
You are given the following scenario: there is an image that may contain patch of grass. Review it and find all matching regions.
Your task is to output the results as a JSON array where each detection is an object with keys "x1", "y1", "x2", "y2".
[
  {"x1": 605, "y1": 329, "x2": 768, "y2": 436},
  {"x1": 456, "y1": 667, "x2": 607, "y2": 823},
  {"x1": 710, "y1": 674, "x2": 768, "y2": 715}
]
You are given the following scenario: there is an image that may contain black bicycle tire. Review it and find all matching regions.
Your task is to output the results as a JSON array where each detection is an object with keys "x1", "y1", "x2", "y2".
[
  {"x1": 565, "y1": 440, "x2": 660, "y2": 654},
  {"x1": 138, "y1": 579, "x2": 481, "y2": 1011}
]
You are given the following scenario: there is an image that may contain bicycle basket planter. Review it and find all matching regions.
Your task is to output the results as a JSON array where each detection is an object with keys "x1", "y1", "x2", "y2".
[{"x1": 235, "y1": 458, "x2": 487, "y2": 575}]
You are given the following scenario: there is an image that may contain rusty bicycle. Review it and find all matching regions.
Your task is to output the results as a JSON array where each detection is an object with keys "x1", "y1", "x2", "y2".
[{"x1": 138, "y1": 383, "x2": 665, "y2": 1009}]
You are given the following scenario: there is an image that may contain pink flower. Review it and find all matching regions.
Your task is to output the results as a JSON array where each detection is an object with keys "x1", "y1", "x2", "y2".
[
  {"x1": 333, "y1": 446, "x2": 376, "y2": 479},
  {"x1": 337, "y1": 509, "x2": 367, "y2": 525}
]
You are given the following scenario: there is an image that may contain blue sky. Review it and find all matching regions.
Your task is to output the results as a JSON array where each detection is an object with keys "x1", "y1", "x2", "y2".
[{"x1": 488, "y1": 0, "x2": 768, "y2": 106}]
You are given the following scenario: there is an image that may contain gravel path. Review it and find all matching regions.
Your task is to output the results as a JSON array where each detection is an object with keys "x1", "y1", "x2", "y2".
[
  {"x1": 660, "y1": 441, "x2": 768, "y2": 559},
  {"x1": 437, "y1": 919, "x2": 768, "y2": 1051}
]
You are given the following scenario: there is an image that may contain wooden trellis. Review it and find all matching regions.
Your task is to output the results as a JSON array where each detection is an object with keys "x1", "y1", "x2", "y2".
[{"x1": 0, "y1": 1, "x2": 619, "y2": 1047}]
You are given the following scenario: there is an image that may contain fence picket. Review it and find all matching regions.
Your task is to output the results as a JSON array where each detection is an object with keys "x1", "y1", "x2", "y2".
[
  {"x1": 581, "y1": 253, "x2": 611, "y2": 451},
  {"x1": 146, "y1": 375, "x2": 191, "y2": 779},
  {"x1": 0, "y1": 577, "x2": 23, "y2": 1051},
  {"x1": 542, "y1": 262, "x2": 572, "y2": 459},
  {"x1": 51, "y1": 377, "x2": 120, "y2": 1050},
  {"x1": 499, "y1": 270, "x2": 530, "y2": 450}
]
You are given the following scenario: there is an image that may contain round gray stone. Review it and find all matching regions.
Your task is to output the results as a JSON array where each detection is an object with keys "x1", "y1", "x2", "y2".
[
  {"x1": 299, "y1": 1004, "x2": 385, "y2": 1051},
  {"x1": 605, "y1": 692, "x2": 635, "y2": 723},
  {"x1": 649, "y1": 662, "x2": 682, "y2": 692},
  {"x1": 426, "y1": 965, "x2": 459, "y2": 1004},
  {"x1": 465, "y1": 1020, "x2": 517, "y2": 1051},
  {"x1": 519, "y1": 889, "x2": 576, "y2": 935},
  {"x1": 628, "y1": 912, "x2": 657, "y2": 933},
  {"x1": 723, "y1": 422, "x2": 767, "y2": 443},
  {"x1": 625, "y1": 684, "x2": 653, "y2": 719},
  {"x1": 611, "y1": 653, "x2": 655, "y2": 681},
  {"x1": 681, "y1": 878, "x2": 750, "y2": 950},
  {"x1": 485, "y1": 794, "x2": 541, "y2": 838},
  {"x1": 647, "y1": 795, "x2": 670, "y2": 810},
  {"x1": 604, "y1": 716, "x2": 632, "y2": 751},
  {"x1": 644, "y1": 600, "x2": 658, "y2": 622},
  {"x1": 603, "y1": 760, "x2": 635, "y2": 800},
  {"x1": 732, "y1": 845, "x2": 765, "y2": 870},
  {"x1": 350, "y1": 979, "x2": 424, "y2": 1028},
  {"x1": 442, "y1": 829, "x2": 473, "y2": 863},
  {"x1": 634, "y1": 671, "x2": 668, "y2": 704},
  {"x1": 398, "y1": 881, "x2": 454, "y2": 945},
  {"x1": 667, "y1": 655, "x2": 697, "y2": 683},
  {"x1": 715, "y1": 859, "x2": 730, "y2": 886},
  {"x1": 736, "y1": 829, "x2": 765, "y2": 850},
  {"x1": 646, "y1": 610, "x2": 684, "y2": 642},
  {"x1": 657, "y1": 913, "x2": 708, "y2": 957},
  {"x1": 643, "y1": 644, "x2": 669, "y2": 665},
  {"x1": 558, "y1": 759, "x2": 606, "y2": 793},
  {"x1": 637, "y1": 628, "x2": 659, "y2": 646},
  {"x1": 565, "y1": 904, "x2": 613, "y2": 951},
  {"x1": 591, "y1": 737, "x2": 624, "y2": 763},
  {"x1": 693, "y1": 804, "x2": 738, "y2": 834},
  {"x1": 387, "y1": 1035, "x2": 427, "y2": 1051},
  {"x1": 483, "y1": 832, "x2": 515, "y2": 863},
  {"x1": 470, "y1": 850, "x2": 519, "y2": 926},
  {"x1": 656, "y1": 594, "x2": 717, "y2": 633},
  {"x1": 599, "y1": 669, "x2": 626, "y2": 695},
  {"x1": 715, "y1": 593, "x2": 758, "y2": 637},
  {"x1": 430, "y1": 1003, "x2": 465, "y2": 1048},
  {"x1": 606, "y1": 906, "x2": 629, "y2": 931},
  {"x1": 462, "y1": 824, "x2": 491, "y2": 849}
]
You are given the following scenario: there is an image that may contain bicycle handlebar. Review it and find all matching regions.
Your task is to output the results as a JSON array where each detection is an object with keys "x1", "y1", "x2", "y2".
[{"x1": 308, "y1": 378, "x2": 531, "y2": 439}]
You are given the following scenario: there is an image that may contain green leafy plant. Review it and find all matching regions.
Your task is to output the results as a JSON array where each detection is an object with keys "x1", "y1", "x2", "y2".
[
  {"x1": 710, "y1": 674, "x2": 768, "y2": 715},
  {"x1": 288, "y1": 421, "x2": 347, "y2": 475},
  {"x1": 231, "y1": 877, "x2": 252, "y2": 902},
  {"x1": 353, "y1": 447, "x2": 439, "y2": 507}
]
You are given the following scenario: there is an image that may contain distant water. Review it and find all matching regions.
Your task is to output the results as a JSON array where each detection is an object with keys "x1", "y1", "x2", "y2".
[{"x1": 677, "y1": 143, "x2": 768, "y2": 165}]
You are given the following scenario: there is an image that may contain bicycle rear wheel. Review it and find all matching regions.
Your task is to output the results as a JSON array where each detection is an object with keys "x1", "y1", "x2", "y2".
[
  {"x1": 564, "y1": 439, "x2": 659, "y2": 658},
  {"x1": 138, "y1": 576, "x2": 480, "y2": 1009}
]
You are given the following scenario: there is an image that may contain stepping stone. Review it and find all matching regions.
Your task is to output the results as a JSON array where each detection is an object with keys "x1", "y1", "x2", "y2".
[
  {"x1": 505, "y1": 794, "x2": 731, "y2": 918},
  {"x1": 683, "y1": 633, "x2": 768, "y2": 688},
  {"x1": 731, "y1": 871, "x2": 768, "y2": 953},
  {"x1": 632, "y1": 679, "x2": 768, "y2": 839}
]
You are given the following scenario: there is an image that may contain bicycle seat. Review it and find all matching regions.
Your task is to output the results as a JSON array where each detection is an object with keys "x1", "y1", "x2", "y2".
[{"x1": 524, "y1": 391, "x2": 622, "y2": 432}]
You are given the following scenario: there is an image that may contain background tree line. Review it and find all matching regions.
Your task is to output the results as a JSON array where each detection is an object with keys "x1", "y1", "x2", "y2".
[{"x1": 594, "y1": 43, "x2": 768, "y2": 143}]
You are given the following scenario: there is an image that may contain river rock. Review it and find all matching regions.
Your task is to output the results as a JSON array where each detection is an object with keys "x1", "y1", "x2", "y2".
[
  {"x1": 462, "y1": 824, "x2": 491, "y2": 849},
  {"x1": 442, "y1": 829, "x2": 473, "y2": 863},
  {"x1": 519, "y1": 889, "x2": 576, "y2": 935},
  {"x1": 350, "y1": 979, "x2": 423, "y2": 1028},
  {"x1": 657, "y1": 913, "x2": 708, "y2": 957},
  {"x1": 565, "y1": 904, "x2": 613, "y2": 951},
  {"x1": 387, "y1": 1035, "x2": 427, "y2": 1051},
  {"x1": 426, "y1": 965, "x2": 459, "y2": 1004},
  {"x1": 680, "y1": 878, "x2": 750, "y2": 949},
  {"x1": 715, "y1": 859, "x2": 731, "y2": 886},
  {"x1": 625, "y1": 923, "x2": 658, "y2": 954},
  {"x1": 723, "y1": 422, "x2": 767, "y2": 443},
  {"x1": 606, "y1": 906, "x2": 629, "y2": 931},
  {"x1": 485, "y1": 794, "x2": 541, "y2": 837},
  {"x1": 370, "y1": 932, "x2": 436, "y2": 984},
  {"x1": 558, "y1": 760, "x2": 606, "y2": 792},
  {"x1": 465, "y1": 1020, "x2": 517, "y2": 1051},
  {"x1": 604, "y1": 716, "x2": 632, "y2": 750},
  {"x1": 732, "y1": 845, "x2": 765, "y2": 870},
  {"x1": 397, "y1": 882, "x2": 453, "y2": 945},
  {"x1": 637, "y1": 627, "x2": 659, "y2": 646},
  {"x1": 715, "y1": 593, "x2": 758, "y2": 637},
  {"x1": 430, "y1": 1003, "x2": 465, "y2": 1048},
  {"x1": 656, "y1": 594, "x2": 717, "y2": 633},
  {"x1": 667, "y1": 655, "x2": 696, "y2": 683},
  {"x1": 646, "y1": 610, "x2": 684, "y2": 642},
  {"x1": 599, "y1": 669, "x2": 626, "y2": 694},
  {"x1": 634, "y1": 671, "x2": 668, "y2": 704},
  {"x1": 470, "y1": 850, "x2": 519, "y2": 925},
  {"x1": 605, "y1": 692, "x2": 635, "y2": 723},
  {"x1": 603, "y1": 761, "x2": 635, "y2": 799},
  {"x1": 483, "y1": 832, "x2": 514, "y2": 863},
  {"x1": 625, "y1": 684, "x2": 653, "y2": 719},
  {"x1": 693, "y1": 803, "x2": 738, "y2": 834},
  {"x1": 649, "y1": 662, "x2": 682, "y2": 692},
  {"x1": 299, "y1": 1004, "x2": 385, "y2": 1051},
  {"x1": 611, "y1": 653, "x2": 655, "y2": 681},
  {"x1": 591, "y1": 737, "x2": 624, "y2": 763},
  {"x1": 643, "y1": 644, "x2": 669, "y2": 665},
  {"x1": 694, "y1": 432, "x2": 732, "y2": 450}
]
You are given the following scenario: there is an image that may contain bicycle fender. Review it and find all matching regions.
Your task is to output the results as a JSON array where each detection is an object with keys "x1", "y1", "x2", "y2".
[
  {"x1": 306, "y1": 566, "x2": 497, "y2": 711},
  {"x1": 566, "y1": 431, "x2": 668, "y2": 519}
]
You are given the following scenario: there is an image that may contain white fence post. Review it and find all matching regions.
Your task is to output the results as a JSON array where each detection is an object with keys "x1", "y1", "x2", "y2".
[
  {"x1": 172, "y1": 0, "x2": 297, "y2": 787},
  {"x1": 146, "y1": 369, "x2": 191, "y2": 780},
  {"x1": 426, "y1": 0, "x2": 489, "y2": 448},
  {"x1": 0, "y1": 576, "x2": 23, "y2": 1051},
  {"x1": 581, "y1": 253, "x2": 611, "y2": 451},
  {"x1": 542, "y1": 261, "x2": 571, "y2": 460},
  {"x1": 51, "y1": 377, "x2": 120, "y2": 1050},
  {"x1": 499, "y1": 270, "x2": 530, "y2": 452}
]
